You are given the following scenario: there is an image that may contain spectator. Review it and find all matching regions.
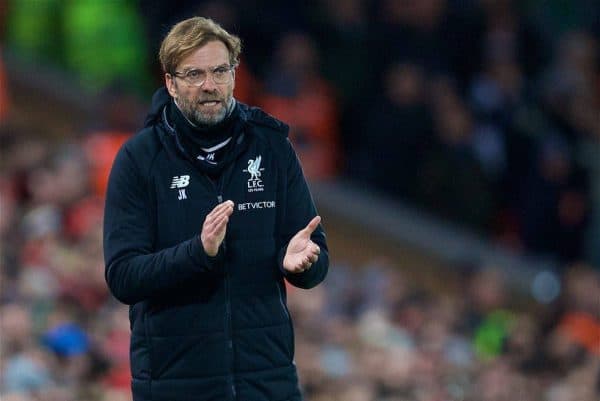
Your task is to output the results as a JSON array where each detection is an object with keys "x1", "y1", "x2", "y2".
[
  {"x1": 417, "y1": 81, "x2": 494, "y2": 231},
  {"x1": 259, "y1": 31, "x2": 340, "y2": 179},
  {"x1": 194, "y1": 0, "x2": 261, "y2": 106},
  {"x1": 358, "y1": 61, "x2": 433, "y2": 201},
  {"x1": 478, "y1": 0, "x2": 548, "y2": 79},
  {"x1": 517, "y1": 135, "x2": 590, "y2": 261},
  {"x1": 311, "y1": 0, "x2": 371, "y2": 108},
  {"x1": 370, "y1": 0, "x2": 451, "y2": 76},
  {"x1": 308, "y1": 0, "x2": 372, "y2": 166}
]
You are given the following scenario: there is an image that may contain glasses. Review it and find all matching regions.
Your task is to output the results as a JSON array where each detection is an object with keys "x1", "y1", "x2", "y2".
[{"x1": 171, "y1": 64, "x2": 234, "y2": 86}]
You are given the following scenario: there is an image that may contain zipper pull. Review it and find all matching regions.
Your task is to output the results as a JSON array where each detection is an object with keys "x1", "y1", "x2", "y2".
[{"x1": 217, "y1": 195, "x2": 223, "y2": 203}]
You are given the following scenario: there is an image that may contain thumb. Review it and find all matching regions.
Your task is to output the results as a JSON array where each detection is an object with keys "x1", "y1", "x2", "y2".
[{"x1": 301, "y1": 216, "x2": 321, "y2": 237}]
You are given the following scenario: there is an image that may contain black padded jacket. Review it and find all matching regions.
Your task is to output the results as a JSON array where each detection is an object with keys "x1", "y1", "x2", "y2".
[{"x1": 103, "y1": 87, "x2": 329, "y2": 401}]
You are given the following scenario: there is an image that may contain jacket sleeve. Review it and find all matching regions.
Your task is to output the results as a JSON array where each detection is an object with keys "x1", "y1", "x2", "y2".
[
  {"x1": 103, "y1": 144, "x2": 224, "y2": 305},
  {"x1": 277, "y1": 139, "x2": 329, "y2": 289}
]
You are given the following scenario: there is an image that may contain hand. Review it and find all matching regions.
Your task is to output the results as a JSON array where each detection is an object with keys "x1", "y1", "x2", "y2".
[
  {"x1": 201, "y1": 200, "x2": 234, "y2": 256},
  {"x1": 283, "y1": 216, "x2": 321, "y2": 274}
]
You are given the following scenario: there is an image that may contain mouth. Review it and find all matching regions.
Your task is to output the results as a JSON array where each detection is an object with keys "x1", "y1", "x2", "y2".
[{"x1": 198, "y1": 100, "x2": 222, "y2": 109}]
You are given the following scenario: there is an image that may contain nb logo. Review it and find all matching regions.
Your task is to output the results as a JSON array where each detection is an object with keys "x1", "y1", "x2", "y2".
[
  {"x1": 171, "y1": 175, "x2": 190, "y2": 200},
  {"x1": 170, "y1": 175, "x2": 190, "y2": 189},
  {"x1": 206, "y1": 153, "x2": 215, "y2": 161}
]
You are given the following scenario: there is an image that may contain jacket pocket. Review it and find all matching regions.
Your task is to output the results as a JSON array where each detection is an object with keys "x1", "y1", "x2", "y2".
[{"x1": 148, "y1": 333, "x2": 229, "y2": 379}]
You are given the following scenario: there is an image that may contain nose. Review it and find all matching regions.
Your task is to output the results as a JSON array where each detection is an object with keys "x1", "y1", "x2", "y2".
[{"x1": 200, "y1": 74, "x2": 218, "y2": 91}]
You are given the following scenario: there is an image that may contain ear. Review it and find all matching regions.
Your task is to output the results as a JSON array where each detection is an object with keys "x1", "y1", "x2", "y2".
[{"x1": 165, "y1": 73, "x2": 178, "y2": 99}]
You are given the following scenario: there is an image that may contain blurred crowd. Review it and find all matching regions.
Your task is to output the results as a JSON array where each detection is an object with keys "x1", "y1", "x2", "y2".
[
  {"x1": 289, "y1": 261, "x2": 599, "y2": 401},
  {"x1": 1, "y1": 0, "x2": 599, "y2": 400},
  {"x1": 3, "y1": 0, "x2": 600, "y2": 264}
]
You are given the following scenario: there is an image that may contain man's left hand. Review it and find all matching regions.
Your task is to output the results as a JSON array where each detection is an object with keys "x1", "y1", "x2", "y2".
[{"x1": 283, "y1": 216, "x2": 321, "y2": 274}]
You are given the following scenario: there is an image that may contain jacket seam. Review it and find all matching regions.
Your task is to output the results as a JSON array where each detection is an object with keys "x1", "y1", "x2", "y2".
[
  {"x1": 145, "y1": 135, "x2": 165, "y2": 185},
  {"x1": 143, "y1": 307, "x2": 153, "y2": 398}
]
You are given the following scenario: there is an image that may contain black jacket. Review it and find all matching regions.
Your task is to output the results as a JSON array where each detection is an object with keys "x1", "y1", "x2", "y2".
[{"x1": 103, "y1": 88, "x2": 329, "y2": 401}]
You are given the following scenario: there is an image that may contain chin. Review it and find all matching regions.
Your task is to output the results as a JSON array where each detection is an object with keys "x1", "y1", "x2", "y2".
[{"x1": 196, "y1": 113, "x2": 225, "y2": 126}]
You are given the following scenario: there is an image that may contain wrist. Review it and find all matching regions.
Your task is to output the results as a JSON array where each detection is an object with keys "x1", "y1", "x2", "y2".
[{"x1": 199, "y1": 235, "x2": 219, "y2": 257}]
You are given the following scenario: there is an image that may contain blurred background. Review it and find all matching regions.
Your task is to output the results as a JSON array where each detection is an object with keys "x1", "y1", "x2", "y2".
[{"x1": 0, "y1": 0, "x2": 599, "y2": 400}]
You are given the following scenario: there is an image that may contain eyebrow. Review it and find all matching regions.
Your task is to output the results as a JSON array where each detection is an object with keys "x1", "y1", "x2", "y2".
[{"x1": 180, "y1": 63, "x2": 230, "y2": 72}]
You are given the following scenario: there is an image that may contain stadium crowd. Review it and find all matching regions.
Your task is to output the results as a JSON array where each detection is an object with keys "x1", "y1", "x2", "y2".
[{"x1": 1, "y1": 0, "x2": 599, "y2": 400}]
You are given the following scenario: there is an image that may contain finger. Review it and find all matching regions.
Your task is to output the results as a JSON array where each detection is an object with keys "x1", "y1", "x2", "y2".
[
  {"x1": 301, "y1": 216, "x2": 321, "y2": 236},
  {"x1": 286, "y1": 264, "x2": 302, "y2": 273},
  {"x1": 218, "y1": 199, "x2": 234, "y2": 208},
  {"x1": 205, "y1": 202, "x2": 234, "y2": 225},
  {"x1": 204, "y1": 206, "x2": 228, "y2": 226},
  {"x1": 204, "y1": 210, "x2": 223, "y2": 229},
  {"x1": 308, "y1": 242, "x2": 320, "y2": 255},
  {"x1": 215, "y1": 200, "x2": 235, "y2": 216},
  {"x1": 215, "y1": 204, "x2": 235, "y2": 220},
  {"x1": 205, "y1": 214, "x2": 230, "y2": 235},
  {"x1": 308, "y1": 254, "x2": 318, "y2": 264},
  {"x1": 294, "y1": 258, "x2": 308, "y2": 272},
  {"x1": 207, "y1": 200, "x2": 235, "y2": 218}
]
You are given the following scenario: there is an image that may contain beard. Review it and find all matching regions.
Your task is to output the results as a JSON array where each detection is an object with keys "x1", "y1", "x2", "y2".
[{"x1": 177, "y1": 93, "x2": 231, "y2": 126}]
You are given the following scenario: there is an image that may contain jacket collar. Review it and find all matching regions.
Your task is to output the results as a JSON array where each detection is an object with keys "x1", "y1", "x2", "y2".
[{"x1": 152, "y1": 88, "x2": 251, "y2": 175}]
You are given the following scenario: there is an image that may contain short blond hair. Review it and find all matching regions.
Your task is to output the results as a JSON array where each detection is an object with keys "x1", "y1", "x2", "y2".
[{"x1": 159, "y1": 17, "x2": 241, "y2": 73}]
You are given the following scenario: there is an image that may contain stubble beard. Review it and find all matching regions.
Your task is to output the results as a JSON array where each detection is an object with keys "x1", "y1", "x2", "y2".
[{"x1": 178, "y1": 94, "x2": 230, "y2": 127}]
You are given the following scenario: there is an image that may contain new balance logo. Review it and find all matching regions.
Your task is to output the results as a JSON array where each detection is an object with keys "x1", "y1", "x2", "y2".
[
  {"x1": 171, "y1": 175, "x2": 190, "y2": 201},
  {"x1": 206, "y1": 153, "x2": 215, "y2": 161},
  {"x1": 170, "y1": 175, "x2": 190, "y2": 189}
]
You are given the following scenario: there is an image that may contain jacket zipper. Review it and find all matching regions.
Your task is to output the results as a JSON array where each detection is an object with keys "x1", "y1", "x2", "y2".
[
  {"x1": 224, "y1": 258, "x2": 235, "y2": 399},
  {"x1": 213, "y1": 176, "x2": 236, "y2": 400},
  {"x1": 167, "y1": 108, "x2": 240, "y2": 399},
  {"x1": 222, "y1": 219, "x2": 235, "y2": 399}
]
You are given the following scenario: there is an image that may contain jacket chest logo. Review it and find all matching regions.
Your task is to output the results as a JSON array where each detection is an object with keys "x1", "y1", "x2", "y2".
[
  {"x1": 170, "y1": 175, "x2": 190, "y2": 200},
  {"x1": 243, "y1": 156, "x2": 265, "y2": 192}
]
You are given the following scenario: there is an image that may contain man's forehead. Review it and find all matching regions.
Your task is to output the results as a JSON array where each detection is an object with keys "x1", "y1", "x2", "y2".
[{"x1": 178, "y1": 40, "x2": 230, "y2": 70}]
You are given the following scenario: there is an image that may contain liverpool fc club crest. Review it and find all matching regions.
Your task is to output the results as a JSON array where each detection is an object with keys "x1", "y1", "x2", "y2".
[{"x1": 243, "y1": 156, "x2": 265, "y2": 192}]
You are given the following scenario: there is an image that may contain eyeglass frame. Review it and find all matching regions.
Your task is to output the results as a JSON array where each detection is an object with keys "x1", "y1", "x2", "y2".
[{"x1": 169, "y1": 63, "x2": 236, "y2": 87}]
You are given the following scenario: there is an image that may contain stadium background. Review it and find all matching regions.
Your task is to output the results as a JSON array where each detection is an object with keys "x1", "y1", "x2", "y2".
[{"x1": 0, "y1": 1, "x2": 599, "y2": 400}]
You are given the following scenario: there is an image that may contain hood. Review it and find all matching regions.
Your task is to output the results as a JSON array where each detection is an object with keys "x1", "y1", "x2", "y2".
[{"x1": 143, "y1": 87, "x2": 171, "y2": 128}]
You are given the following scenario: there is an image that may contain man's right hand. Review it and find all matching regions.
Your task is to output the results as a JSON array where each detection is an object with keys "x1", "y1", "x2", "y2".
[{"x1": 201, "y1": 200, "x2": 234, "y2": 256}]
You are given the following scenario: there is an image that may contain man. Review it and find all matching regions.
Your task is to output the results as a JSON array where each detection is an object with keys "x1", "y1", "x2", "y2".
[{"x1": 103, "y1": 17, "x2": 329, "y2": 401}]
